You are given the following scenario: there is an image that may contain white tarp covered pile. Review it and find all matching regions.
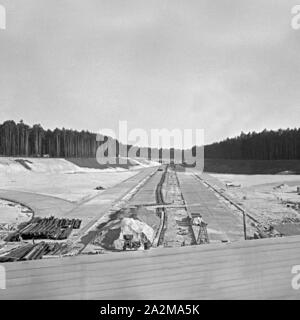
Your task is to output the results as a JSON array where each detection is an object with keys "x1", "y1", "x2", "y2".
[{"x1": 113, "y1": 217, "x2": 155, "y2": 250}]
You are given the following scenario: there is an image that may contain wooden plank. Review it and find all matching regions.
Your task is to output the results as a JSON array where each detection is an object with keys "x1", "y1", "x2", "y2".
[
  {"x1": 1, "y1": 236, "x2": 300, "y2": 299},
  {"x1": 5, "y1": 240, "x2": 300, "y2": 282},
  {"x1": 4, "y1": 254, "x2": 297, "y2": 296}
]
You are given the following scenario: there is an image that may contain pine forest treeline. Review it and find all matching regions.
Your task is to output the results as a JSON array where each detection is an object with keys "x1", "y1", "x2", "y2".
[
  {"x1": 205, "y1": 129, "x2": 300, "y2": 160},
  {"x1": 1, "y1": 120, "x2": 300, "y2": 160},
  {"x1": 0, "y1": 120, "x2": 102, "y2": 157},
  {"x1": 0, "y1": 120, "x2": 152, "y2": 159}
]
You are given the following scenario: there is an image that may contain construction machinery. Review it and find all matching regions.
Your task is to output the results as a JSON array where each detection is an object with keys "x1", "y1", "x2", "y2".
[
  {"x1": 197, "y1": 221, "x2": 209, "y2": 244},
  {"x1": 122, "y1": 232, "x2": 152, "y2": 251},
  {"x1": 122, "y1": 234, "x2": 141, "y2": 250},
  {"x1": 191, "y1": 213, "x2": 209, "y2": 244}
]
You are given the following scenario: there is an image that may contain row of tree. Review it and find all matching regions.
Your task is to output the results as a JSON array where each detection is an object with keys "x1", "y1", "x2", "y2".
[
  {"x1": 204, "y1": 129, "x2": 300, "y2": 160},
  {"x1": 0, "y1": 120, "x2": 178, "y2": 159},
  {"x1": 0, "y1": 120, "x2": 106, "y2": 157},
  {"x1": 1, "y1": 121, "x2": 299, "y2": 160}
]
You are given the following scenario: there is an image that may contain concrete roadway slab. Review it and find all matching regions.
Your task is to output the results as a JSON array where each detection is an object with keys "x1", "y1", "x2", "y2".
[
  {"x1": 64, "y1": 167, "x2": 158, "y2": 236},
  {"x1": 177, "y1": 171, "x2": 245, "y2": 242},
  {"x1": 0, "y1": 167, "x2": 157, "y2": 238},
  {"x1": 128, "y1": 170, "x2": 163, "y2": 205}
]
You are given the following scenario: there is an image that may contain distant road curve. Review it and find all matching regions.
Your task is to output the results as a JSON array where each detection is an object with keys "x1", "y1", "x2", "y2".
[{"x1": 0, "y1": 189, "x2": 75, "y2": 218}]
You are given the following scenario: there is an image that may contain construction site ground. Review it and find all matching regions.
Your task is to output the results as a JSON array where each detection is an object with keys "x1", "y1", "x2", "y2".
[
  {"x1": 2, "y1": 158, "x2": 300, "y2": 299},
  {"x1": 210, "y1": 172, "x2": 300, "y2": 235}
]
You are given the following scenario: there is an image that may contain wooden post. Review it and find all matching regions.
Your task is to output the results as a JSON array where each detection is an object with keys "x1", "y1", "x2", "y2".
[{"x1": 243, "y1": 210, "x2": 247, "y2": 240}]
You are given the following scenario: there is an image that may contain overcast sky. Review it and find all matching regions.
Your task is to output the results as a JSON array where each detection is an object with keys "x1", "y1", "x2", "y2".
[{"x1": 0, "y1": 0, "x2": 300, "y2": 147}]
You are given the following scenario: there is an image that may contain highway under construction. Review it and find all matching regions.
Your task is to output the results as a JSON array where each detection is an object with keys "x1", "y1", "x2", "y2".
[{"x1": 0, "y1": 163, "x2": 299, "y2": 299}]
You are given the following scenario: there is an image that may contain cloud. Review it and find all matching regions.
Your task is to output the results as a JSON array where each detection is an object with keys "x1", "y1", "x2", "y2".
[{"x1": 0, "y1": 0, "x2": 299, "y2": 146}]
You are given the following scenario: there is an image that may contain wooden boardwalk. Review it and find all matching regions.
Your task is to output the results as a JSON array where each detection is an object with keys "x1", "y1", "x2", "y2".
[{"x1": 1, "y1": 235, "x2": 300, "y2": 299}]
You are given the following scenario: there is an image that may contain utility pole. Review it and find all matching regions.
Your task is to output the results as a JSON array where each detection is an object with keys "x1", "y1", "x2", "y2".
[{"x1": 243, "y1": 210, "x2": 247, "y2": 240}]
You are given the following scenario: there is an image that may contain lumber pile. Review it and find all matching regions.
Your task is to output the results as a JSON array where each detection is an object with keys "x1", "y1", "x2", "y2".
[
  {"x1": 0, "y1": 241, "x2": 72, "y2": 262},
  {"x1": 5, "y1": 217, "x2": 81, "y2": 241}
]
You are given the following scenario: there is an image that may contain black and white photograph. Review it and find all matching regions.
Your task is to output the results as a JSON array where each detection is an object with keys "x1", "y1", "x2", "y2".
[{"x1": 0, "y1": 0, "x2": 300, "y2": 304}]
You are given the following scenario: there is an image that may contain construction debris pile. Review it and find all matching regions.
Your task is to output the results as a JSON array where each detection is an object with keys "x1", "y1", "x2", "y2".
[
  {"x1": 113, "y1": 217, "x2": 154, "y2": 251},
  {"x1": 0, "y1": 241, "x2": 71, "y2": 262},
  {"x1": 5, "y1": 217, "x2": 82, "y2": 241},
  {"x1": 252, "y1": 222, "x2": 281, "y2": 239},
  {"x1": 280, "y1": 217, "x2": 300, "y2": 223},
  {"x1": 282, "y1": 201, "x2": 300, "y2": 211}
]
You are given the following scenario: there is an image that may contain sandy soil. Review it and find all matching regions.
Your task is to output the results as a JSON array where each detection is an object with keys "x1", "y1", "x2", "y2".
[
  {"x1": 211, "y1": 173, "x2": 300, "y2": 228},
  {"x1": 211, "y1": 173, "x2": 300, "y2": 188},
  {"x1": 0, "y1": 157, "x2": 139, "y2": 202},
  {"x1": 1, "y1": 171, "x2": 139, "y2": 202},
  {"x1": 0, "y1": 199, "x2": 33, "y2": 227}
]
